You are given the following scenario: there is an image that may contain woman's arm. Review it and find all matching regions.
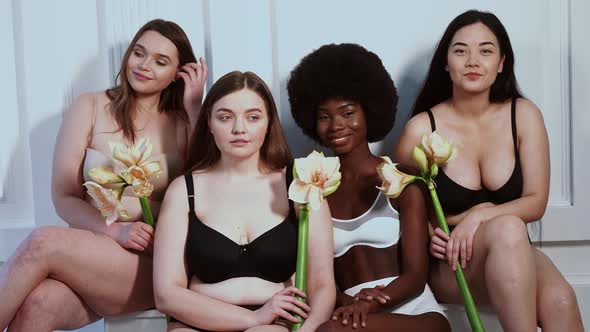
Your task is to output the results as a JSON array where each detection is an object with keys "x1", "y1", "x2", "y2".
[
  {"x1": 298, "y1": 199, "x2": 336, "y2": 332},
  {"x1": 471, "y1": 99, "x2": 550, "y2": 224},
  {"x1": 153, "y1": 176, "x2": 259, "y2": 330},
  {"x1": 359, "y1": 183, "x2": 430, "y2": 310},
  {"x1": 52, "y1": 93, "x2": 154, "y2": 251},
  {"x1": 51, "y1": 93, "x2": 117, "y2": 235}
]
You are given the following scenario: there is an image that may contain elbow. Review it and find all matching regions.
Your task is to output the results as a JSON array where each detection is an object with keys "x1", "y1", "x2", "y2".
[
  {"x1": 154, "y1": 287, "x2": 175, "y2": 315},
  {"x1": 406, "y1": 272, "x2": 428, "y2": 298}
]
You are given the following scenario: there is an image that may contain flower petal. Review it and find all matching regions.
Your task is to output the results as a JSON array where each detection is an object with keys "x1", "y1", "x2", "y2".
[
  {"x1": 88, "y1": 167, "x2": 122, "y2": 184},
  {"x1": 288, "y1": 180, "x2": 310, "y2": 204},
  {"x1": 141, "y1": 161, "x2": 162, "y2": 178},
  {"x1": 83, "y1": 182, "x2": 128, "y2": 224}
]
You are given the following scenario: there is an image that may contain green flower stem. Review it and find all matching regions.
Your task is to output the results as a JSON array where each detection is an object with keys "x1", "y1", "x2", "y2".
[
  {"x1": 428, "y1": 183, "x2": 485, "y2": 332},
  {"x1": 292, "y1": 203, "x2": 309, "y2": 331},
  {"x1": 139, "y1": 196, "x2": 154, "y2": 226}
]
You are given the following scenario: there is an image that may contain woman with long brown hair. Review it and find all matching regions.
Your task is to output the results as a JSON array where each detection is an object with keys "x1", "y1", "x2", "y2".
[
  {"x1": 0, "y1": 19, "x2": 207, "y2": 331},
  {"x1": 153, "y1": 71, "x2": 335, "y2": 332}
]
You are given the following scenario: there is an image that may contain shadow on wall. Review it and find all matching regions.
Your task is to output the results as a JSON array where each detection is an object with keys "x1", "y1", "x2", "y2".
[
  {"x1": 28, "y1": 53, "x2": 110, "y2": 227},
  {"x1": 278, "y1": 49, "x2": 433, "y2": 159},
  {"x1": 376, "y1": 50, "x2": 432, "y2": 158},
  {"x1": 279, "y1": 76, "x2": 327, "y2": 158}
]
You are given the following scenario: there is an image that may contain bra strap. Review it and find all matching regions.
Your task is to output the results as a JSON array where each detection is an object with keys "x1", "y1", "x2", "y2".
[
  {"x1": 184, "y1": 173, "x2": 195, "y2": 213},
  {"x1": 511, "y1": 98, "x2": 518, "y2": 154},
  {"x1": 426, "y1": 109, "x2": 437, "y2": 132}
]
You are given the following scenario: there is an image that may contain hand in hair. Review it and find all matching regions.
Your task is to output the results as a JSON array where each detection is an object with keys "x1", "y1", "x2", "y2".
[{"x1": 178, "y1": 57, "x2": 208, "y2": 116}]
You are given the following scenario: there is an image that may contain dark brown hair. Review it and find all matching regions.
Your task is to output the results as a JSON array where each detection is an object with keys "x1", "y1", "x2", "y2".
[
  {"x1": 105, "y1": 19, "x2": 197, "y2": 142},
  {"x1": 187, "y1": 71, "x2": 293, "y2": 172}
]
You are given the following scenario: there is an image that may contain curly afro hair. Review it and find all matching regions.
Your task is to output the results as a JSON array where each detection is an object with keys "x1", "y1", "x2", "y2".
[{"x1": 287, "y1": 43, "x2": 398, "y2": 144}]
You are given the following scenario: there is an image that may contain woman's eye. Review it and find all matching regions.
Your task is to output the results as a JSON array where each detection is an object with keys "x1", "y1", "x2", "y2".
[
  {"x1": 248, "y1": 115, "x2": 260, "y2": 121},
  {"x1": 317, "y1": 114, "x2": 328, "y2": 121},
  {"x1": 344, "y1": 111, "x2": 354, "y2": 117},
  {"x1": 219, "y1": 115, "x2": 231, "y2": 121},
  {"x1": 133, "y1": 51, "x2": 144, "y2": 57},
  {"x1": 156, "y1": 61, "x2": 167, "y2": 66},
  {"x1": 481, "y1": 49, "x2": 493, "y2": 55},
  {"x1": 453, "y1": 49, "x2": 466, "y2": 55}
]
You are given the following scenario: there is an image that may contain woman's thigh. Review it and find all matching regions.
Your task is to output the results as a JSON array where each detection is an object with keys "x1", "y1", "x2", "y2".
[
  {"x1": 36, "y1": 226, "x2": 154, "y2": 316},
  {"x1": 429, "y1": 215, "x2": 532, "y2": 304},
  {"x1": 318, "y1": 312, "x2": 450, "y2": 332},
  {"x1": 9, "y1": 278, "x2": 100, "y2": 331}
]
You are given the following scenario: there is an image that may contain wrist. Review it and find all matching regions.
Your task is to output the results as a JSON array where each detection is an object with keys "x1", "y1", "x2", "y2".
[
  {"x1": 105, "y1": 222, "x2": 121, "y2": 239},
  {"x1": 248, "y1": 310, "x2": 260, "y2": 328},
  {"x1": 366, "y1": 298, "x2": 385, "y2": 313},
  {"x1": 337, "y1": 293, "x2": 355, "y2": 307},
  {"x1": 477, "y1": 207, "x2": 493, "y2": 223}
]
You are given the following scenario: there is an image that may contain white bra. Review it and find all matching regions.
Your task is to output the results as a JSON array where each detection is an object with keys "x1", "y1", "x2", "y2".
[{"x1": 332, "y1": 191, "x2": 400, "y2": 258}]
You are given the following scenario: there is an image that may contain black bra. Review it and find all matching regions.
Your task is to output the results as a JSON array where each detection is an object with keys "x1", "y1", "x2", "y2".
[
  {"x1": 183, "y1": 170, "x2": 298, "y2": 284},
  {"x1": 425, "y1": 98, "x2": 523, "y2": 215}
]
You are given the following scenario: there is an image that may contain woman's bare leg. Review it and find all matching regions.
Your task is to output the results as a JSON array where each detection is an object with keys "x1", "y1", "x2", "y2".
[
  {"x1": 430, "y1": 215, "x2": 537, "y2": 332},
  {"x1": 8, "y1": 279, "x2": 100, "y2": 332},
  {"x1": 535, "y1": 249, "x2": 584, "y2": 332},
  {"x1": 316, "y1": 312, "x2": 450, "y2": 332},
  {"x1": 0, "y1": 226, "x2": 154, "y2": 329}
]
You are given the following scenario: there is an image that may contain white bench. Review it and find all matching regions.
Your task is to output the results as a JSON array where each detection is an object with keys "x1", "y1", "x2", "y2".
[{"x1": 104, "y1": 310, "x2": 166, "y2": 332}]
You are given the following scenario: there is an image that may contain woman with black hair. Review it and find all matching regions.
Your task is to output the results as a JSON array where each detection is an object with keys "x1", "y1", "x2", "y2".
[
  {"x1": 288, "y1": 43, "x2": 450, "y2": 332},
  {"x1": 395, "y1": 10, "x2": 584, "y2": 332}
]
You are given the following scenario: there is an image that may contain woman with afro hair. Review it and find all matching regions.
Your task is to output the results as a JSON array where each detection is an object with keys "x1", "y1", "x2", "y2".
[{"x1": 288, "y1": 43, "x2": 450, "y2": 332}]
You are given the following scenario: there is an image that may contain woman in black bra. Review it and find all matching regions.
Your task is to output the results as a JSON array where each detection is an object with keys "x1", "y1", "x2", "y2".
[
  {"x1": 153, "y1": 71, "x2": 335, "y2": 332},
  {"x1": 395, "y1": 10, "x2": 583, "y2": 331}
]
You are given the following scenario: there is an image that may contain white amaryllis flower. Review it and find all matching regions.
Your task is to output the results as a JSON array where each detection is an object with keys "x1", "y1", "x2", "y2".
[
  {"x1": 376, "y1": 156, "x2": 416, "y2": 198},
  {"x1": 412, "y1": 146, "x2": 429, "y2": 175},
  {"x1": 83, "y1": 181, "x2": 129, "y2": 225},
  {"x1": 109, "y1": 137, "x2": 162, "y2": 178},
  {"x1": 288, "y1": 151, "x2": 341, "y2": 210},
  {"x1": 420, "y1": 131, "x2": 457, "y2": 166}
]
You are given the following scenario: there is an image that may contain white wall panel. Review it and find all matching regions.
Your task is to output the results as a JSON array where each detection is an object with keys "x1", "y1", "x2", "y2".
[{"x1": 1, "y1": 2, "x2": 589, "y2": 330}]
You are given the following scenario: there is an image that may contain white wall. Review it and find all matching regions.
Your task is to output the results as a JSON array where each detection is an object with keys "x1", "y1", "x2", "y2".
[{"x1": 1, "y1": 1, "x2": 588, "y2": 331}]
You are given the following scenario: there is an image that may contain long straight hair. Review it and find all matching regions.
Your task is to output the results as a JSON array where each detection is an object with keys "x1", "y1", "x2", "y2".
[
  {"x1": 187, "y1": 71, "x2": 293, "y2": 172},
  {"x1": 105, "y1": 19, "x2": 197, "y2": 142},
  {"x1": 412, "y1": 10, "x2": 522, "y2": 116}
]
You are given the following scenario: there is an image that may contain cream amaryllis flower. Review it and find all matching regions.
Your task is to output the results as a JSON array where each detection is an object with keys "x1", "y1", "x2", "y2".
[
  {"x1": 109, "y1": 137, "x2": 162, "y2": 178},
  {"x1": 376, "y1": 156, "x2": 416, "y2": 199},
  {"x1": 83, "y1": 182, "x2": 129, "y2": 225},
  {"x1": 87, "y1": 167, "x2": 122, "y2": 185},
  {"x1": 420, "y1": 131, "x2": 457, "y2": 166},
  {"x1": 288, "y1": 151, "x2": 341, "y2": 210},
  {"x1": 125, "y1": 166, "x2": 155, "y2": 197}
]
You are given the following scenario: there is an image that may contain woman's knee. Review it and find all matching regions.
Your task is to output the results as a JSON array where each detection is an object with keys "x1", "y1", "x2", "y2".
[
  {"x1": 244, "y1": 324, "x2": 290, "y2": 332},
  {"x1": 484, "y1": 215, "x2": 529, "y2": 250},
  {"x1": 19, "y1": 226, "x2": 64, "y2": 263},
  {"x1": 315, "y1": 320, "x2": 342, "y2": 332}
]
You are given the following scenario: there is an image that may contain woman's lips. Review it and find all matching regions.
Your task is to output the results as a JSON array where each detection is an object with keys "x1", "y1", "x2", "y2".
[
  {"x1": 230, "y1": 139, "x2": 249, "y2": 147},
  {"x1": 133, "y1": 72, "x2": 153, "y2": 81},
  {"x1": 329, "y1": 135, "x2": 351, "y2": 146},
  {"x1": 464, "y1": 72, "x2": 482, "y2": 80}
]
